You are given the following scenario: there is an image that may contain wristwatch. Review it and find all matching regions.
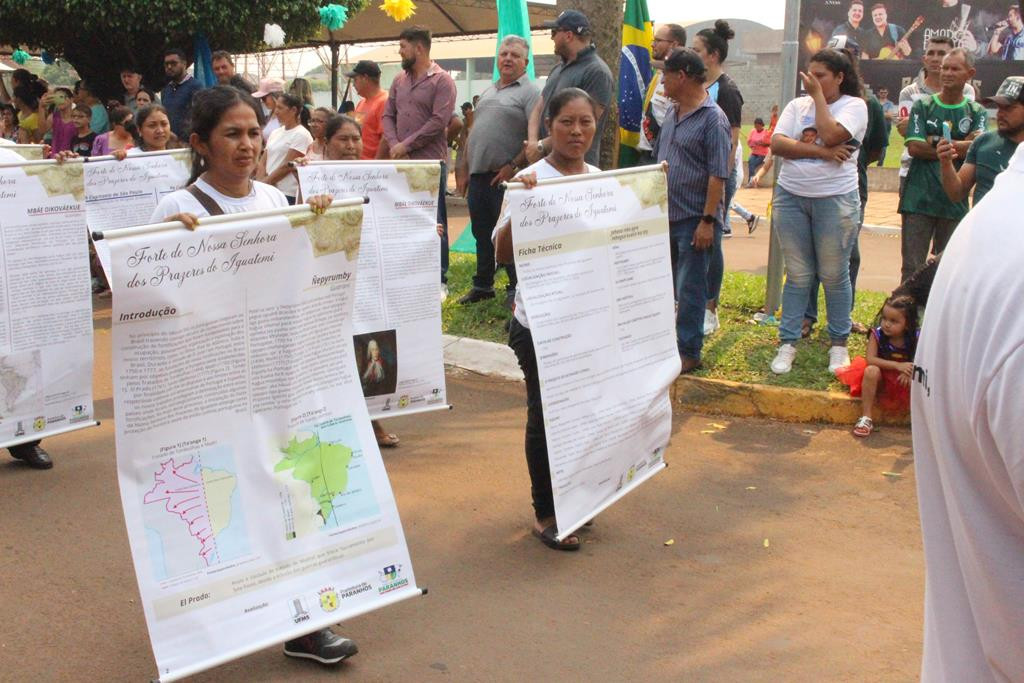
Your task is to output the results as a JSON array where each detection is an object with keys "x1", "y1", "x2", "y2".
[{"x1": 700, "y1": 214, "x2": 716, "y2": 224}]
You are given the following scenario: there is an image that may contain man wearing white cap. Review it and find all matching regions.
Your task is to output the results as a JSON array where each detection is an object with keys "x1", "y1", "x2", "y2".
[{"x1": 252, "y1": 76, "x2": 285, "y2": 140}]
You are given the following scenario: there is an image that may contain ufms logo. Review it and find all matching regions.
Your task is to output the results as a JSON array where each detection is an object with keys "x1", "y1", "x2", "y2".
[
  {"x1": 378, "y1": 564, "x2": 410, "y2": 594},
  {"x1": 289, "y1": 597, "x2": 311, "y2": 624}
]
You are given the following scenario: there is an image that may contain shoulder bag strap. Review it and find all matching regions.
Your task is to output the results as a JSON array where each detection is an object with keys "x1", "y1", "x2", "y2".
[{"x1": 186, "y1": 184, "x2": 226, "y2": 217}]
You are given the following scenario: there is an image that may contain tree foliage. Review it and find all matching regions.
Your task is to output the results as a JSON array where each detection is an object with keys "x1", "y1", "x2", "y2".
[{"x1": 0, "y1": 0, "x2": 367, "y2": 98}]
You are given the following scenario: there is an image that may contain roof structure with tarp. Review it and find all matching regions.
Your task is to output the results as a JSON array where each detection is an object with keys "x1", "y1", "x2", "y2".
[{"x1": 290, "y1": 0, "x2": 559, "y2": 107}]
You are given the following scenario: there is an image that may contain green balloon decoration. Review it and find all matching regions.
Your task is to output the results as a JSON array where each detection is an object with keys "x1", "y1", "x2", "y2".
[
  {"x1": 319, "y1": 4, "x2": 349, "y2": 31},
  {"x1": 12, "y1": 49, "x2": 29, "y2": 65}
]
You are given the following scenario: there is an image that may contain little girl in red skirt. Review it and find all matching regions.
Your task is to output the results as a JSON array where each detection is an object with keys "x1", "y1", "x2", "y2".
[{"x1": 836, "y1": 294, "x2": 918, "y2": 437}]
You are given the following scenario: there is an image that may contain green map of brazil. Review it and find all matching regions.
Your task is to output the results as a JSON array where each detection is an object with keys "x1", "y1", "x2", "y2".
[{"x1": 275, "y1": 434, "x2": 354, "y2": 532}]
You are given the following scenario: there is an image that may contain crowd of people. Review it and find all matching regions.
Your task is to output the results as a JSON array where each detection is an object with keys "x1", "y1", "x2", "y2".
[{"x1": 2, "y1": 6, "x2": 1023, "y2": 679}]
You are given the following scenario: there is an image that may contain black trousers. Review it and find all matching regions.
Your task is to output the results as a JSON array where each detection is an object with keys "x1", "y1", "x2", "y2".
[
  {"x1": 508, "y1": 318, "x2": 554, "y2": 520},
  {"x1": 468, "y1": 172, "x2": 517, "y2": 292},
  {"x1": 8, "y1": 440, "x2": 41, "y2": 457}
]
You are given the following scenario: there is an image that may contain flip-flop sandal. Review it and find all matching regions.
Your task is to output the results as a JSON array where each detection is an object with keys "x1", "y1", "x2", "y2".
[
  {"x1": 853, "y1": 416, "x2": 874, "y2": 438},
  {"x1": 376, "y1": 433, "x2": 400, "y2": 448},
  {"x1": 532, "y1": 524, "x2": 580, "y2": 551}
]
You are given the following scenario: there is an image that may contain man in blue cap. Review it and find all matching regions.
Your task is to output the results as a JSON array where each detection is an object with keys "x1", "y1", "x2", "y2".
[{"x1": 526, "y1": 9, "x2": 614, "y2": 167}]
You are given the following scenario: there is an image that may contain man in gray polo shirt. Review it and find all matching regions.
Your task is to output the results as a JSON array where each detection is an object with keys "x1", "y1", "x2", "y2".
[
  {"x1": 459, "y1": 35, "x2": 541, "y2": 305},
  {"x1": 526, "y1": 10, "x2": 614, "y2": 167}
]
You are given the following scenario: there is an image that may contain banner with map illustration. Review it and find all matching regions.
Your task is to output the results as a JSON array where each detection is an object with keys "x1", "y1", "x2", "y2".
[
  {"x1": 0, "y1": 159, "x2": 97, "y2": 448},
  {"x1": 800, "y1": 0, "x2": 1024, "y2": 99},
  {"x1": 108, "y1": 204, "x2": 421, "y2": 681},
  {"x1": 297, "y1": 161, "x2": 447, "y2": 420},
  {"x1": 505, "y1": 165, "x2": 678, "y2": 540},
  {"x1": 84, "y1": 149, "x2": 191, "y2": 282}
]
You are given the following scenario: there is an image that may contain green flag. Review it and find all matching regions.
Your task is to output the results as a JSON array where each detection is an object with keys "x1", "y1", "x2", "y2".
[{"x1": 493, "y1": 0, "x2": 535, "y2": 81}]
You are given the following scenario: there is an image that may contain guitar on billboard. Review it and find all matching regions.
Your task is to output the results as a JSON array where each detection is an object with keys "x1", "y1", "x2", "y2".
[{"x1": 877, "y1": 16, "x2": 925, "y2": 60}]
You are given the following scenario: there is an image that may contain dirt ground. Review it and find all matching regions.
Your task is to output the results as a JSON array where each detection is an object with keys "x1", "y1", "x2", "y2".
[{"x1": 0, "y1": 300, "x2": 923, "y2": 681}]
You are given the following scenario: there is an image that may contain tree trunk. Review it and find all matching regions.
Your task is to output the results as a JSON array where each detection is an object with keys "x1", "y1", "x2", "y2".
[{"x1": 557, "y1": 0, "x2": 622, "y2": 169}]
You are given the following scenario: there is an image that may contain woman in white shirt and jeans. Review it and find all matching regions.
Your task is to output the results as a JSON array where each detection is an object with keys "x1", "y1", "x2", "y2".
[
  {"x1": 256, "y1": 93, "x2": 313, "y2": 205},
  {"x1": 769, "y1": 48, "x2": 868, "y2": 376}
]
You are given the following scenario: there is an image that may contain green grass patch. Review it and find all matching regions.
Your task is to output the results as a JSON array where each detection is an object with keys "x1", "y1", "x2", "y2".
[{"x1": 442, "y1": 254, "x2": 889, "y2": 393}]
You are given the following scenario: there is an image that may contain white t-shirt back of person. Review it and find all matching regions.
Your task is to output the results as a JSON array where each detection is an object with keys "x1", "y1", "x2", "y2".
[
  {"x1": 493, "y1": 158, "x2": 600, "y2": 329},
  {"x1": 773, "y1": 94, "x2": 867, "y2": 198},
  {"x1": 150, "y1": 177, "x2": 288, "y2": 222},
  {"x1": 912, "y1": 143, "x2": 1024, "y2": 683},
  {"x1": 265, "y1": 124, "x2": 313, "y2": 198}
]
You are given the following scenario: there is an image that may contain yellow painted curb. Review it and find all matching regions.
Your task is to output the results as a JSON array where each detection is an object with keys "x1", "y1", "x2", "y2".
[{"x1": 672, "y1": 375, "x2": 910, "y2": 427}]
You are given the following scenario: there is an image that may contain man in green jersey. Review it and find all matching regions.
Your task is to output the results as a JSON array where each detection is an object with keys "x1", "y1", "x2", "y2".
[
  {"x1": 937, "y1": 76, "x2": 1024, "y2": 207},
  {"x1": 898, "y1": 47, "x2": 987, "y2": 282}
]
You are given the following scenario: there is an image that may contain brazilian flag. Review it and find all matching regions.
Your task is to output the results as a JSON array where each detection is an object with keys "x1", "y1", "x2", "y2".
[{"x1": 618, "y1": 0, "x2": 654, "y2": 168}]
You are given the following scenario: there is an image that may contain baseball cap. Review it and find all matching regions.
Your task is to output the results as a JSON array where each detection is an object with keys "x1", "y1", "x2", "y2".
[
  {"x1": 542, "y1": 9, "x2": 591, "y2": 35},
  {"x1": 252, "y1": 76, "x2": 285, "y2": 99},
  {"x1": 827, "y1": 34, "x2": 862, "y2": 59},
  {"x1": 663, "y1": 47, "x2": 707, "y2": 79},
  {"x1": 982, "y1": 76, "x2": 1024, "y2": 106},
  {"x1": 344, "y1": 60, "x2": 381, "y2": 79}
]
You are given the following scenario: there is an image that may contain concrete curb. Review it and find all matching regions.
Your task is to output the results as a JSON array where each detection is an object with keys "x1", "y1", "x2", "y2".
[{"x1": 442, "y1": 334, "x2": 910, "y2": 427}]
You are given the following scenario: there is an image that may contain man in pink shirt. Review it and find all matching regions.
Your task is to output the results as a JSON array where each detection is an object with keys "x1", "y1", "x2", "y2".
[{"x1": 381, "y1": 26, "x2": 457, "y2": 296}]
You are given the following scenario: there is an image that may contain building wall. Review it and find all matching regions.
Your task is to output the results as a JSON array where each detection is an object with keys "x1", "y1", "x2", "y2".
[{"x1": 725, "y1": 63, "x2": 784, "y2": 125}]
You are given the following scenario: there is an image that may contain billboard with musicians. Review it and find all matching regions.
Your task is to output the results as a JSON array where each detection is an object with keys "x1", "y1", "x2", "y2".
[{"x1": 800, "y1": 0, "x2": 1024, "y2": 98}]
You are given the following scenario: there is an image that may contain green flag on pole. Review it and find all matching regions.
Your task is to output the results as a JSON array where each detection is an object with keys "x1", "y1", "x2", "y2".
[{"x1": 493, "y1": 0, "x2": 536, "y2": 81}]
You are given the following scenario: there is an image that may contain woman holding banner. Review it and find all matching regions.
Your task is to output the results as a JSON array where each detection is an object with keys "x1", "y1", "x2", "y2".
[
  {"x1": 494, "y1": 88, "x2": 601, "y2": 552},
  {"x1": 149, "y1": 87, "x2": 355, "y2": 666},
  {"x1": 133, "y1": 104, "x2": 176, "y2": 152}
]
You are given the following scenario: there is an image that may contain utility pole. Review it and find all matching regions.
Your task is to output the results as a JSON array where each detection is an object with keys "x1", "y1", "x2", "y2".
[{"x1": 765, "y1": 0, "x2": 802, "y2": 313}]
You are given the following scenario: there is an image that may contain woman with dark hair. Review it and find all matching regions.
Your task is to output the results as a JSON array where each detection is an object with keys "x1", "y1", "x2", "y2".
[
  {"x1": 134, "y1": 104, "x2": 175, "y2": 152},
  {"x1": 0, "y1": 102, "x2": 18, "y2": 141},
  {"x1": 768, "y1": 48, "x2": 867, "y2": 376},
  {"x1": 134, "y1": 87, "x2": 157, "y2": 109},
  {"x1": 91, "y1": 105, "x2": 135, "y2": 156},
  {"x1": 692, "y1": 20, "x2": 743, "y2": 335},
  {"x1": 148, "y1": 84, "x2": 354, "y2": 669},
  {"x1": 12, "y1": 84, "x2": 45, "y2": 143},
  {"x1": 493, "y1": 87, "x2": 601, "y2": 552},
  {"x1": 256, "y1": 92, "x2": 312, "y2": 203},
  {"x1": 305, "y1": 106, "x2": 334, "y2": 160}
]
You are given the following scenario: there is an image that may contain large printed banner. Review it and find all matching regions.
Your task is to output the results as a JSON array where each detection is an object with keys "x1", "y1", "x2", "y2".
[
  {"x1": 85, "y1": 149, "x2": 190, "y2": 281},
  {"x1": 0, "y1": 160, "x2": 96, "y2": 448},
  {"x1": 506, "y1": 165, "x2": 678, "y2": 539},
  {"x1": 108, "y1": 204, "x2": 420, "y2": 681},
  {"x1": 0, "y1": 144, "x2": 46, "y2": 160},
  {"x1": 801, "y1": 0, "x2": 1024, "y2": 97},
  {"x1": 297, "y1": 161, "x2": 447, "y2": 419}
]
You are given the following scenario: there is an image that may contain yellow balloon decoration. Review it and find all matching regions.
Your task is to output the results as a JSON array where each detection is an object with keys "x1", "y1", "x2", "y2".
[{"x1": 380, "y1": 0, "x2": 416, "y2": 22}]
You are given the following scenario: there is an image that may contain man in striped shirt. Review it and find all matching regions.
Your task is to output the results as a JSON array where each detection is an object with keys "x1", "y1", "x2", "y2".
[{"x1": 654, "y1": 48, "x2": 732, "y2": 374}]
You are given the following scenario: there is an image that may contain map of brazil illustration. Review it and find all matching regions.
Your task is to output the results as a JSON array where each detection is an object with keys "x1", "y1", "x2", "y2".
[
  {"x1": 142, "y1": 445, "x2": 250, "y2": 581},
  {"x1": 273, "y1": 417, "x2": 379, "y2": 540}
]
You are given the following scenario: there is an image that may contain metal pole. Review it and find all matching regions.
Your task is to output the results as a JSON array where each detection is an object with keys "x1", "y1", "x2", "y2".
[
  {"x1": 331, "y1": 40, "x2": 340, "y2": 110},
  {"x1": 765, "y1": 0, "x2": 802, "y2": 314}
]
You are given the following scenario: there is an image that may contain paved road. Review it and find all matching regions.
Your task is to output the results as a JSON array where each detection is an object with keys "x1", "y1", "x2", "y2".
[{"x1": 0, "y1": 300, "x2": 923, "y2": 681}]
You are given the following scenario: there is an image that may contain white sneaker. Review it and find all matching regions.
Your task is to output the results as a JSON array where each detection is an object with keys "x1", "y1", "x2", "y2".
[
  {"x1": 771, "y1": 344, "x2": 797, "y2": 374},
  {"x1": 703, "y1": 309, "x2": 720, "y2": 336},
  {"x1": 828, "y1": 345, "x2": 851, "y2": 374},
  {"x1": 440, "y1": 284, "x2": 449, "y2": 302}
]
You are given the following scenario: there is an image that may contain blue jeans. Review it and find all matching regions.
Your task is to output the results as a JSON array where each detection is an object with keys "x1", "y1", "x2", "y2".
[
  {"x1": 705, "y1": 172, "x2": 736, "y2": 305},
  {"x1": 804, "y1": 203, "x2": 865, "y2": 324},
  {"x1": 671, "y1": 217, "x2": 715, "y2": 360},
  {"x1": 773, "y1": 187, "x2": 860, "y2": 344}
]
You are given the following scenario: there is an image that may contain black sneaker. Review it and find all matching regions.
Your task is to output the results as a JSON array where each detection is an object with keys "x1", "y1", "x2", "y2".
[
  {"x1": 284, "y1": 629, "x2": 358, "y2": 665},
  {"x1": 722, "y1": 226, "x2": 733, "y2": 239},
  {"x1": 747, "y1": 215, "x2": 760, "y2": 234},
  {"x1": 9, "y1": 443, "x2": 53, "y2": 469},
  {"x1": 457, "y1": 289, "x2": 495, "y2": 304}
]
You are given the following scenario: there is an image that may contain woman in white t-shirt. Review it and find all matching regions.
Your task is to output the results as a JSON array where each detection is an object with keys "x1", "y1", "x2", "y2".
[
  {"x1": 149, "y1": 86, "x2": 356, "y2": 666},
  {"x1": 256, "y1": 93, "x2": 313, "y2": 204},
  {"x1": 768, "y1": 48, "x2": 868, "y2": 376},
  {"x1": 493, "y1": 88, "x2": 601, "y2": 552}
]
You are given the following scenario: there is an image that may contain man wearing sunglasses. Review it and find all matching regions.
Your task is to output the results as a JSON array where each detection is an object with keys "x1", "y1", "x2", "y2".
[{"x1": 526, "y1": 10, "x2": 613, "y2": 167}]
